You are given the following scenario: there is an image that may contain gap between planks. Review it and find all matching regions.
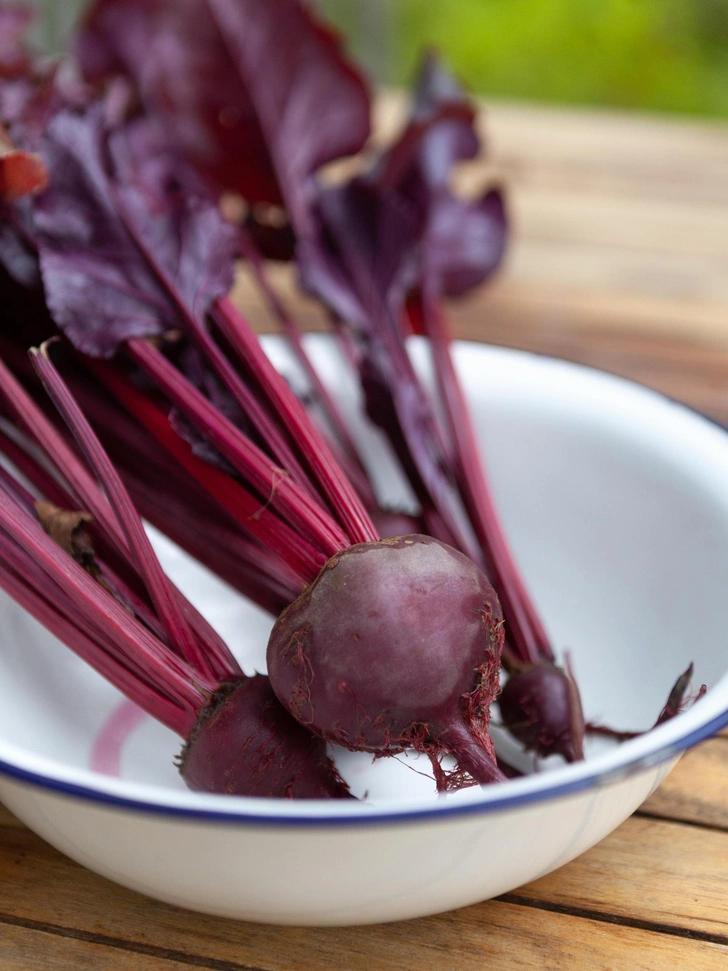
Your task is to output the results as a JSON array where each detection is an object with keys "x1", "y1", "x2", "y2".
[
  {"x1": 0, "y1": 900, "x2": 725, "y2": 971},
  {"x1": 0, "y1": 917, "x2": 251, "y2": 971}
]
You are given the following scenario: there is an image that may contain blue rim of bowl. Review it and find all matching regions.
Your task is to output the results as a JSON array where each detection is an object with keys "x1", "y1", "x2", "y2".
[
  {"x1": 0, "y1": 346, "x2": 727, "y2": 827},
  {"x1": 0, "y1": 705, "x2": 726, "y2": 825}
]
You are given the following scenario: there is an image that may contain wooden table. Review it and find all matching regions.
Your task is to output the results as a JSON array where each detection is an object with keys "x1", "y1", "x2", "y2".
[{"x1": 2, "y1": 101, "x2": 728, "y2": 970}]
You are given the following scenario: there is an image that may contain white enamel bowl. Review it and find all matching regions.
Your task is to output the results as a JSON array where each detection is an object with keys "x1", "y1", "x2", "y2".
[{"x1": 0, "y1": 339, "x2": 727, "y2": 926}]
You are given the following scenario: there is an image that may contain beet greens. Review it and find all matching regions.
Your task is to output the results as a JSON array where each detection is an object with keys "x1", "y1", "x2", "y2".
[{"x1": 0, "y1": 0, "x2": 705, "y2": 798}]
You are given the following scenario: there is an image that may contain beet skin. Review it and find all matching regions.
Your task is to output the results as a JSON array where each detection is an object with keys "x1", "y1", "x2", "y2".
[
  {"x1": 179, "y1": 676, "x2": 352, "y2": 798},
  {"x1": 267, "y1": 535, "x2": 506, "y2": 789},
  {"x1": 498, "y1": 662, "x2": 585, "y2": 762}
]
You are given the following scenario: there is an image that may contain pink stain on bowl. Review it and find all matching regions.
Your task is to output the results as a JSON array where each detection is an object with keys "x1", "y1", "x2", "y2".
[{"x1": 90, "y1": 700, "x2": 148, "y2": 777}]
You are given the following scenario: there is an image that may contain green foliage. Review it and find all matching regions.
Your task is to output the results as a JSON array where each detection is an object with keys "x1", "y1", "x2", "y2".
[
  {"x1": 322, "y1": 0, "x2": 728, "y2": 116},
  {"x1": 32, "y1": 0, "x2": 728, "y2": 115}
]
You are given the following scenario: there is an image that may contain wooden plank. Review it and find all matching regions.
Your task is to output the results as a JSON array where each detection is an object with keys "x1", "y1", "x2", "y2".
[
  {"x1": 440, "y1": 285, "x2": 728, "y2": 423},
  {"x1": 371, "y1": 94, "x2": 728, "y2": 355},
  {"x1": 0, "y1": 805, "x2": 22, "y2": 828},
  {"x1": 0, "y1": 812, "x2": 725, "y2": 962},
  {"x1": 640, "y1": 739, "x2": 728, "y2": 830},
  {"x1": 462, "y1": 280, "x2": 728, "y2": 346},
  {"x1": 483, "y1": 100, "x2": 728, "y2": 166},
  {"x1": 513, "y1": 816, "x2": 728, "y2": 938},
  {"x1": 512, "y1": 186, "x2": 728, "y2": 261},
  {"x1": 507, "y1": 237, "x2": 728, "y2": 305},
  {"x1": 0, "y1": 848, "x2": 725, "y2": 971},
  {"x1": 479, "y1": 103, "x2": 728, "y2": 207},
  {"x1": 0, "y1": 921, "x2": 209, "y2": 971},
  {"x1": 375, "y1": 96, "x2": 728, "y2": 206}
]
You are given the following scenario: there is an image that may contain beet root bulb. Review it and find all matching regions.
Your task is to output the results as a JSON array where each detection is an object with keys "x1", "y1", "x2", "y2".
[
  {"x1": 266, "y1": 535, "x2": 506, "y2": 790},
  {"x1": 179, "y1": 676, "x2": 352, "y2": 798},
  {"x1": 498, "y1": 662, "x2": 585, "y2": 762}
]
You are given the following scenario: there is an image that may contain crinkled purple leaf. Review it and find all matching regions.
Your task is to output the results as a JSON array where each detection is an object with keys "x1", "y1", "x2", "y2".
[
  {"x1": 299, "y1": 178, "x2": 419, "y2": 330},
  {"x1": 34, "y1": 105, "x2": 237, "y2": 357},
  {"x1": 77, "y1": 0, "x2": 371, "y2": 229},
  {"x1": 299, "y1": 52, "x2": 502, "y2": 329},
  {"x1": 108, "y1": 111, "x2": 211, "y2": 205},
  {"x1": 425, "y1": 188, "x2": 506, "y2": 297},
  {"x1": 375, "y1": 52, "x2": 506, "y2": 299}
]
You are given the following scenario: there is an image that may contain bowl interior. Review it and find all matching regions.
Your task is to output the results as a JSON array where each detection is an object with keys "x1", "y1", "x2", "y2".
[{"x1": 1, "y1": 339, "x2": 727, "y2": 807}]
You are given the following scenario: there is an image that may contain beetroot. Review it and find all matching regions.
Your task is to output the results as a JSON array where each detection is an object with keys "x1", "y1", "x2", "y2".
[
  {"x1": 267, "y1": 535, "x2": 505, "y2": 789},
  {"x1": 498, "y1": 662, "x2": 585, "y2": 762},
  {"x1": 180, "y1": 677, "x2": 351, "y2": 798}
]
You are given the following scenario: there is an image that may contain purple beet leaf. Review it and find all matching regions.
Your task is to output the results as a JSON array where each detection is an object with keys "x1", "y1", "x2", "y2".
[
  {"x1": 33, "y1": 104, "x2": 237, "y2": 357},
  {"x1": 77, "y1": 0, "x2": 371, "y2": 228},
  {"x1": 375, "y1": 51, "x2": 507, "y2": 300}
]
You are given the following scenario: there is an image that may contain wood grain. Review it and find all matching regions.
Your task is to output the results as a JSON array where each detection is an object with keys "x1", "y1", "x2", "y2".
[
  {"x1": 0, "y1": 921, "x2": 208, "y2": 971},
  {"x1": 640, "y1": 738, "x2": 728, "y2": 830},
  {"x1": 0, "y1": 837, "x2": 726, "y2": 971},
  {"x1": 0, "y1": 805, "x2": 23, "y2": 829},
  {"x1": 512, "y1": 816, "x2": 728, "y2": 939},
  {"x1": 3, "y1": 99, "x2": 728, "y2": 968},
  {"x1": 0, "y1": 806, "x2": 726, "y2": 963}
]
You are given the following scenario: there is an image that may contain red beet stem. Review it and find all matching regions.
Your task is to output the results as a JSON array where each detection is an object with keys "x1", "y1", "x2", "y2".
[
  {"x1": 236, "y1": 229, "x2": 378, "y2": 504},
  {"x1": 0, "y1": 462, "x2": 176, "y2": 646},
  {"x1": 0, "y1": 456, "x2": 37, "y2": 510},
  {"x1": 0, "y1": 354, "x2": 126, "y2": 546},
  {"x1": 92, "y1": 359, "x2": 327, "y2": 583},
  {"x1": 51, "y1": 364, "x2": 302, "y2": 613},
  {"x1": 31, "y1": 342, "x2": 217, "y2": 680},
  {"x1": 125, "y1": 473, "x2": 301, "y2": 613},
  {"x1": 0, "y1": 488, "x2": 211, "y2": 715},
  {"x1": 24, "y1": 347, "x2": 241, "y2": 683},
  {"x1": 214, "y1": 296, "x2": 378, "y2": 545},
  {"x1": 415, "y1": 295, "x2": 553, "y2": 665},
  {"x1": 186, "y1": 315, "x2": 322, "y2": 504},
  {"x1": 127, "y1": 338, "x2": 349, "y2": 559},
  {"x1": 0, "y1": 543, "x2": 192, "y2": 735},
  {"x1": 0, "y1": 425, "x2": 72, "y2": 509}
]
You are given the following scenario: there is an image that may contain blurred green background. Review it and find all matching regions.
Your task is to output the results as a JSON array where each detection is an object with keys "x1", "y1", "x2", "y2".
[
  {"x1": 323, "y1": 0, "x2": 728, "y2": 116},
  {"x1": 35, "y1": 0, "x2": 728, "y2": 116}
]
